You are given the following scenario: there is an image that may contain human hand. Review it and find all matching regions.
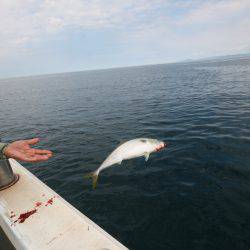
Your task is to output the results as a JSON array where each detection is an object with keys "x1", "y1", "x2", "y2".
[{"x1": 3, "y1": 138, "x2": 53, "y2": 162}]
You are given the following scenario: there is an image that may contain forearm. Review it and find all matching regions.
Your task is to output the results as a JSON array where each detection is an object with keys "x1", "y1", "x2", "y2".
[{"x1": 0, "y1": 142, "x2": 9, "y2": 159}]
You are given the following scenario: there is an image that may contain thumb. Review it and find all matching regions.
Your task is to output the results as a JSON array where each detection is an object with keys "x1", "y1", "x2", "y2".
[{"x1": 25, "y1": 138, "x2": 40, "y2": 145}]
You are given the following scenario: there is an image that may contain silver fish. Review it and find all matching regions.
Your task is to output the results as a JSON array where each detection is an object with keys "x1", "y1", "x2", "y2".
[{"x1": 84, "y1": 138, "x2": 167, "y2": 189}]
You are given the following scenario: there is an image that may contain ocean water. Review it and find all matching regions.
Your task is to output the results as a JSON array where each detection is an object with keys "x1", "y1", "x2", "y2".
[{"x1": 0, "y1": 58, "x2": 250, "y2": 249}]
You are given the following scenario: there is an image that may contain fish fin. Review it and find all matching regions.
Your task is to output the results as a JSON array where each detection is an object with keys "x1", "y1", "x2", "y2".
[
  {"x1": 84, "y1": 171, "x2": 99, "y2": 189},
  {"x1": 144, "y1": 152, "x2": 150, "y2": 162},
  {"x1": 118, "y1": 160, "x2": 122, "y2": 165}
]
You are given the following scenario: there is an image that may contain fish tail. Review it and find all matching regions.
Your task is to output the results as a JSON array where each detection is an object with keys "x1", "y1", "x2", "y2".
[{"x1": 84, "y1": 171, "x2": 99, "y2": 189}]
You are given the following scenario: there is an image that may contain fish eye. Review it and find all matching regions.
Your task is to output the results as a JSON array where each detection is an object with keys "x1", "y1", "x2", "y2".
[{"x1": 140, "y1": 139, "x2": 147, "y2": 143}]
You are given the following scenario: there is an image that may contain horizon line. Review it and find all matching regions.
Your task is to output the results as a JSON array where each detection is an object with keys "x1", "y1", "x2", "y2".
[{"x1": 1, "y1": 52, "x2": 249, "y2": 81}]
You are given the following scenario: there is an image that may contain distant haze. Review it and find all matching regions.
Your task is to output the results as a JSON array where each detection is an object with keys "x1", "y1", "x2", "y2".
[{"x1": 0, "y1": 0, "x2": 250, "y2": 78}]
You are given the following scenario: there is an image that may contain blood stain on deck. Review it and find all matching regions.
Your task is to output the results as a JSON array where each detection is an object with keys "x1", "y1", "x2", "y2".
[
  {"x1": 14, "y1": 209, "x2": 37, "y2": 223},
  {"x1": 45, "y1": 196, "x2": 56, "y2": 206},
  {"x1": 35, "y1": 202, "x2": 42, "y2": 207}
]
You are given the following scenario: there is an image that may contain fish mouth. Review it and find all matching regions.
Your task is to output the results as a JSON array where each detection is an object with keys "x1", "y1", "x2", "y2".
[{"x1": 156, "y1": 142, "x2": 168, "y2": 152}]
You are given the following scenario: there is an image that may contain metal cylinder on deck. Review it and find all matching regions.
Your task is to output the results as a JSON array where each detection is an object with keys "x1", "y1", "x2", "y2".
[{"x1": 0, "y1": 158, "x2": 19, "y2": 191}]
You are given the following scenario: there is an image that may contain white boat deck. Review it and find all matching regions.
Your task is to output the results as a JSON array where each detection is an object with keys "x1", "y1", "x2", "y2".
[{"x1": 0, "y1": 159, "x2": 127, "y2": 250}]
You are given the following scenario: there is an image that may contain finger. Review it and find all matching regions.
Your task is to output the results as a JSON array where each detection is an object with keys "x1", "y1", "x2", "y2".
[
  {"x1": 22, "y1": 154, "x2": 51, "y2": 162},
  {"x1": 25, "y1": 138, "x2": 40, "y2": 145},
  {"x1": 34, "y1": 149, "x2": 53, "y2": 155},
  {"x1": 33, "y1": 154, "x2": 51, "y2": 162}
]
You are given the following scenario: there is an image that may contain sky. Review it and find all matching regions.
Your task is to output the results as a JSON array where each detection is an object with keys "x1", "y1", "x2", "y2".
[{"x1": 0, "y1": 0, "x2": 250, "y2": 78}]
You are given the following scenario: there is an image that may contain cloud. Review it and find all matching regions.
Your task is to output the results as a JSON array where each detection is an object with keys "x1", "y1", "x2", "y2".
[
  {"x1": 119, "y1": 0, "x2": 250, "y2": 60},
  {"x1": 0, "y1": 0, "x2": 166, "y2": 56},
  {"x1": 0, "y1": 0, "x2": 250, "y2": 75},
  {"x1": 179, "y1": 0, "x2": 250, "y2": 25}
]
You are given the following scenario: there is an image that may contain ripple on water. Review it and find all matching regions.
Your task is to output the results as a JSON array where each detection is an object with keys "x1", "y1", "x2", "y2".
[{"x1": 0, "y1": 58, "x2": 250, "y2": 249}]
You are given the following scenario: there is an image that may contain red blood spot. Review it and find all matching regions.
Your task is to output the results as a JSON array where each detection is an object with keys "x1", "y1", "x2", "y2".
[
  {"x1": 45, "y1": 196, "x2": 56, "y2": 206},
  {"x1": 42, "y1": 194, "x2": 45, "y2": 197},
  {"x1": 35, "y1": 202, "x2": 42, "y2": 207},
  {"x1": 14, "y1": 209, "x2": 37, "y2": 223}
]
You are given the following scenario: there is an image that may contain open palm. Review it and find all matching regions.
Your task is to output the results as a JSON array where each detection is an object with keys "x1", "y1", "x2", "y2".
[{"x1": 4, "y1": 138, "x2": 52, "y2": 162}]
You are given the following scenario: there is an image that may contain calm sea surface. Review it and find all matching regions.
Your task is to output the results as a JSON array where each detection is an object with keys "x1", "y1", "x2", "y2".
[{"x1": 0, "y1": 58, "x2": 250, "y2": 249}]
